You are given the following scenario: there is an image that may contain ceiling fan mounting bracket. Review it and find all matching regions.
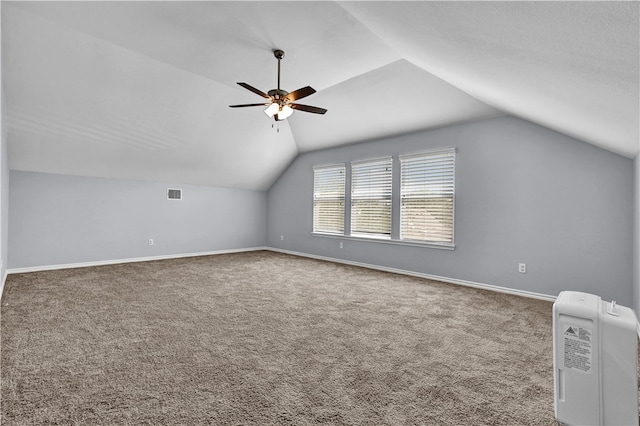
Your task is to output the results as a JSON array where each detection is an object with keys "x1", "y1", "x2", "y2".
[{"x1": 273, "y1": 49, "x2": 285, "y2": 60}]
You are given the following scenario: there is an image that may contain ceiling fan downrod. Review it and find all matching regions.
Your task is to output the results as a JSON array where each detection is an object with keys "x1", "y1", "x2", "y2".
[
  {"x1": 274, "y1": 49, "x2": 284, "y2": 91},
  {"x1": 269, "y1": 50, "x2": 287, "y2": 102}
]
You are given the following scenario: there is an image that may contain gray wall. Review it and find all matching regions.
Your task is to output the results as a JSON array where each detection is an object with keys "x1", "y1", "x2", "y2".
[
  {"x1": 1, "y1": 70, "x2": 6, "y2": 284},
  {"x1": 268, "y1": 116, "x2": 634, "y2": 303},
  {"x1": 634, "y1": 154, "x2": 639, "y2": 318},
  {"x1": 9, "y1": 171, "x2": 267, "y2": 269},
  {"x1": 1, "y1": 3, "x2": 8, "y2": 296}
]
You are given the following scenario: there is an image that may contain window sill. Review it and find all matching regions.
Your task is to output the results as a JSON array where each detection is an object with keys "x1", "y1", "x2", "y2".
[{"x1": 311, "y1": 232, "x2": 455, "y2": 250}]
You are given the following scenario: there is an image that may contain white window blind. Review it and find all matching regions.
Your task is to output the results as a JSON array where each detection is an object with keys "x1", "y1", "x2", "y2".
[
  {"x1": 313, "y1": 164, "x2": 346, "y2": 234},
  {"x1": 351, "y1": 157, "x2": 392, "y2": 238},
  {"x1": 400, "y1": 149, "x2": 455, "y2": 244}
]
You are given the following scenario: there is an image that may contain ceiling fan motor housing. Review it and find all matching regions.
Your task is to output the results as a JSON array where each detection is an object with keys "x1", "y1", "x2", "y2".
[{"x1": 268, "y1": 89, "x2": 289, "y2": 102}]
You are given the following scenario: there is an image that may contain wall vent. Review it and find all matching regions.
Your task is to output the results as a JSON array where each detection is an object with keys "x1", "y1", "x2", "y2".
[{"x1": 167, "y1": 188, "x2": 182, "y2": 200}]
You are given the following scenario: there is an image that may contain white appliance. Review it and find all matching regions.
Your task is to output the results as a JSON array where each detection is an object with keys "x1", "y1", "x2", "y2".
[{"x1": 553, "y1": 291, "x2": 638, "y2": 425}]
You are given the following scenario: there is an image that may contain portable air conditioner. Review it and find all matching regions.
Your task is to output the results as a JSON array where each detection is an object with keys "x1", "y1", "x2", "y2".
[{"x1": 553, "y1": 291, "x2": 638, "y2": 426}]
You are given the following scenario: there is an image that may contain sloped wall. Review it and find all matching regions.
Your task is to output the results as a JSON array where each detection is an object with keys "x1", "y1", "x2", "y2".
[{"x1": 268, "y1": 117, "x2": 634, "y2": 303}]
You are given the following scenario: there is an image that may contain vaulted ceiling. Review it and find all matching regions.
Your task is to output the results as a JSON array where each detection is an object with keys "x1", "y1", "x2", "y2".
[{"x1": 3, "y1": 1, "x2": 638, "y2": 191}]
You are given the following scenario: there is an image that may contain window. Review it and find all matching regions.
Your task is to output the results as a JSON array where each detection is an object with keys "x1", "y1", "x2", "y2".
[
  {"x1": 313, "y1": 164, "x2": 346, "y2": 235},
  {"x1": 400, "y1": 149, "x2": 455, "y2": 244},
  {"x1": 351, "y1": 157, "x2": 392, "y2": 238}
]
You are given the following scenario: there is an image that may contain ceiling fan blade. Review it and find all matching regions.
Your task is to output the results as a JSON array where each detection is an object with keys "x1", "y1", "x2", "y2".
[
  {"x1": 284, "y1": 86, "x2": 316, "y2": 102},
  {"x1": 237, "y1": 82, "x2": 270, "y2": 99},
  {"x1": 290, "y1": 103, "x2": 327, "y2": 115},
  {"x1": 229, "y1": 103, "x2": 270, "y2": 108}
]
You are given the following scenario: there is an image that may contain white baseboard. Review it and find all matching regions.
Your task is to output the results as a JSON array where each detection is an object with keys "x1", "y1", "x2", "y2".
[
  {"x1": 267, "y1": 247, "x2": 557, "y2": 303},
  {"x1": 6, "y1": 247, "x2": 269, "y2": 275}
]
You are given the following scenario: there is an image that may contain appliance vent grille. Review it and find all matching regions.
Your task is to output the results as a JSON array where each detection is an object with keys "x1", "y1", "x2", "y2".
[{"x1": 167, "y1": 188, "x2": 182, "y2": 200}]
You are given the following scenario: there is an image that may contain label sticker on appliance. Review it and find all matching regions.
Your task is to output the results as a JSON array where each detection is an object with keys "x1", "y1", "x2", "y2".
[{"x1": 563, "y1": 325, "x2": 592, "y2": 373}]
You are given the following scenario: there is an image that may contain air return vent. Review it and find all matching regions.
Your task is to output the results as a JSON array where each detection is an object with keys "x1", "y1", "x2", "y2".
[{"x1": 167, "y1": 188, "x2": 182, "y2": 200}]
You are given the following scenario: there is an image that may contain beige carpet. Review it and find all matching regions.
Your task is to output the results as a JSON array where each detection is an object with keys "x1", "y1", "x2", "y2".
[{"x1": 0, "y1": 250, "x2": 589, "y2": 424}]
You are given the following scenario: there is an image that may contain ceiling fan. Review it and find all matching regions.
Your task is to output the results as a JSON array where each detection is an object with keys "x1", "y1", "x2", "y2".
[{"x1": 229, "y1": 49, "x2": 327, "y2": 121}]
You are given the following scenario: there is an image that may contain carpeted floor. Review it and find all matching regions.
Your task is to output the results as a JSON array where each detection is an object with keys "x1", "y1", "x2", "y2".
[{"x1": 0, "y1": 250, "x2": 609, "y2": 424}]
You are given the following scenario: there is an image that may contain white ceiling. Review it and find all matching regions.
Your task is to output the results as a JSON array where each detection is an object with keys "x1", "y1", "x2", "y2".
[{"x1": 3, "y1": 1, "x2": 638, "y2": 191}]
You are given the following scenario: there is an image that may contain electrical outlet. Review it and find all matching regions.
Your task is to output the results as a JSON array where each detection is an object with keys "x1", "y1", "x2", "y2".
[
  {"x1": 518, "y1": 263, "x2": 526, "y2": 273},
  {"x1": 148, "y1": 239, "x2": 154, "y2": 246},
  {"x1": 339, "y1": 242, "x2": 344, "y2": 249},
  {"x1": 280, "y1": 235, "x2": 284, "y2": 241}
]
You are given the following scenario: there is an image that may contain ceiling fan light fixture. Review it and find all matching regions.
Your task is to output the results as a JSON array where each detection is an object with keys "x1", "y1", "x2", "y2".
[
  {"x1": 264, "y1": 102, "x2": 279, "y2": 118},
  {"x1": 278, "y1": 104, "x2": 294, "y2": 120}
]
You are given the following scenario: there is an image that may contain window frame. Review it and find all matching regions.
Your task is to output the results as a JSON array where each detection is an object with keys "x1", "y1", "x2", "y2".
[
  {"x1": 310, "y1": 148, "x2": 456, "y2": 251},
  {"x1": 399, "y1": 148, "x2": 456, "y2": 246},
  {"x1": 350, "y1": 157, "x2": 393, "y2": 239},
  {"x1": 312, "y1": 163, "x2": 346, "y2": 236}
]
